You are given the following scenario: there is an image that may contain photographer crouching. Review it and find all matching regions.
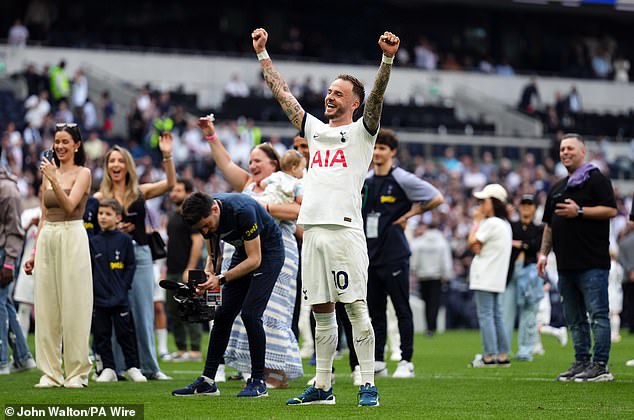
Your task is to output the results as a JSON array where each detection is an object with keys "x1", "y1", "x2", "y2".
[{"x1": 171, "y1": 192, "x2": 284, "y2": 398}]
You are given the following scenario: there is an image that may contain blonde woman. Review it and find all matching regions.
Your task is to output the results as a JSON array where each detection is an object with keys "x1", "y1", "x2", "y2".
[
  {"x1": 94, "y1": 135, "x2": 174, "y2": 380},
  {"x1": 24, "y1": 123, "x2": 93, "y2": 388}
]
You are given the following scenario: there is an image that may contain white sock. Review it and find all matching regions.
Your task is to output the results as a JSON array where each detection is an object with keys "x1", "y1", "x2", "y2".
[
  {"x1": 157, "y1": 328, "x2": 168, "y2": 355},
  {"x1": 345, "y1": 301, "x2": 375, "y2": 386},
  {"x1": 610, "y1": 314, "x2": 620, "y2": 339},
  {"x1": 313, "y1": 311, "x2": 338, "y2": 390},
  {"x1": 17, "y1": 303, "x2": 32, "y2": 338}
]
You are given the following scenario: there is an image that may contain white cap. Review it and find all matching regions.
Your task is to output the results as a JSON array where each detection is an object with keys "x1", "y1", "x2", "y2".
[{"x1": 473, "y1": 184, "x2": 508, "y2": 203}]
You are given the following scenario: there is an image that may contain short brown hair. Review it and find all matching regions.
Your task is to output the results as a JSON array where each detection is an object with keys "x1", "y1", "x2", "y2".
[
  {"x1": 336, "y1": 74, "x2": 365, "y2": 105},
  {"x1": 99, "y1": 198, "x2": 124, "y2": 216},
  {"x1": 254, "y1": 143, "x2": 281, "y2": 171},
  {"x1": 561, "y1": 133, "x2": 584, "y2": 144}
]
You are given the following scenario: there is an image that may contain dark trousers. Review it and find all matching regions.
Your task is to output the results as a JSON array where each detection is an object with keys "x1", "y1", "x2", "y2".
[
  {"x1": 418, "y1": 279, "x2": 442, "y2": 332},
  {"x1": 202, "y1": 251, "x2": 283, "y2": 381},
  {"x1": 165, "y1": 272, "x2": 202, "y2": 351},
  {"x1": 93, "y1": 305, "x2": 139, "y2": 370},
  {"x1": 623, "y1": 282, "x2": 634, "y2": 332},
  {"x1": 367, "y1": 261, "x2": 414, "y2": 362}
]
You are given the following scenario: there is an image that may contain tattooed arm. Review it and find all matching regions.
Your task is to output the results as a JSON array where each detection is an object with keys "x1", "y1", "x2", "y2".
[
  {"x1": 364, "y1": 31, "x2": 401, "y2": 134},
  {"x1": 536, "y1": 224, "x2": 553, "y2": 278},
  {"x1": 252, "y1": 28, "x2": 305, "y2": 130}
]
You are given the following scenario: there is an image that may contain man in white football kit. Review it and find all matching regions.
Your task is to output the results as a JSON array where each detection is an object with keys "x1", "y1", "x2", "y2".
[{"x1": 252, "y1": 27, "x2": 400, "y2": 407}]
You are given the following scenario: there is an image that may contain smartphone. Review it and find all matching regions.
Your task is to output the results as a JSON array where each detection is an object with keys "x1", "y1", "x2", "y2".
[
  {"x1": 42, "y1": 149, "x2": 55, "y2": 163},
  {"x1": 123, "y1": 211, "x2": 138, "y2": 223}
]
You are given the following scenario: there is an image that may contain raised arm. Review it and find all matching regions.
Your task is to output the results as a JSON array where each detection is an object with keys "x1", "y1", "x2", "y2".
[
  {"x1": 198, "y1": 116, "x2": 250, "y2": 192},
  {"x1": 364, "y1": 31, "x2": 400, "y2": 134},
  {"x1": 252, "y1": 28, "x2": 305, "y2": 130},
  {"x1": 140, "y1": 132, "x2": 176, "y2": 199}
]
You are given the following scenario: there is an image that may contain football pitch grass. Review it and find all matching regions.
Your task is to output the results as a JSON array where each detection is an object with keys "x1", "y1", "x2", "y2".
[{"x1": 1, "y1": 330, "x2": 633, "y2": 419}]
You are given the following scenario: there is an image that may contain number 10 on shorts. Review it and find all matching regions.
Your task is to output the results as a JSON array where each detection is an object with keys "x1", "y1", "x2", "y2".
[{"x1": 331, "y1": 270, "x2": 349, "y2": 290}]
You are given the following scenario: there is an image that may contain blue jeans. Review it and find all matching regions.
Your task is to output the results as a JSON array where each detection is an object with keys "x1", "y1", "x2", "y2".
[
  {"x1": 502, "y1": 263, "x2": 540, "y2": 359},
  {"x1": 558, "y1": 269, "x2": 611, "y2": 364},
  {"x1": 474, "y1": 290, "x2": 510, "y2": 356},
  {"x1": 0, "y1": 248, "x2": 33, "y2": 368}
]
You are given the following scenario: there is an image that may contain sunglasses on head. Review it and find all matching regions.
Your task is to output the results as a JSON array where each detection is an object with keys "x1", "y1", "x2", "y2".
[{"x1": 55, "y1": 123, "x2": 78, "y2": 129}]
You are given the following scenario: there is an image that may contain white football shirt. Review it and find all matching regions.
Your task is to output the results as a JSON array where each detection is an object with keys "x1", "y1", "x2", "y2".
[{"x1": 297, "y1": 113, "x2": 377, "y2": 230}]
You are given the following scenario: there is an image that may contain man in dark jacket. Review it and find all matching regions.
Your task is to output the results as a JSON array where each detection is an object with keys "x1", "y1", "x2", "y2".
[{"x1": 90, "y1": 198, "x2": 145, "y2": 383}]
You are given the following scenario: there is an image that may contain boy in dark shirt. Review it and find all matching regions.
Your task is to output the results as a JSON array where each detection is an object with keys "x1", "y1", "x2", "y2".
[{"x1": 91, "y1": 199, "x2": 146, "y2": 383}]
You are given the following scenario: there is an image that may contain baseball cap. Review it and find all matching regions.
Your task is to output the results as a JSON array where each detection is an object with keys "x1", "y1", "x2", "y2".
[
  {"x1": 520, "y1": 194, "x2": 536, "y2": 205},
  {"x1": 473, "y1": 184, "x2": 508, "y2": 203}
]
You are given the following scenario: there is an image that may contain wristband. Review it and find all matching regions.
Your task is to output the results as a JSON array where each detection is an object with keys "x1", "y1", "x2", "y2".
[
  {"x1": 162, "y1": 156, "x2": 172, "y2": 162},
  {"x1": 206, "y1": 134, "x2": 218, "y2": 141},
  {"x1": 257, "y1": 50, "x2": 270, "y2": 61},
  {"x1": 3, "y1": 264, "x2": 14, "y2": 271},
  {"x1": 382, "y1": 54, "x2": 394, "y2": 65},
  {"x1": 538, "y1": 255, "x2": 547, "y2": 262},
  {"x1": 31, "y1": 247, "x2": 36, "y2": 256}
]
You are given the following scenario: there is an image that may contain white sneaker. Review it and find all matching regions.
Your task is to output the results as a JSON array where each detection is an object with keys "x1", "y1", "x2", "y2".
[
  {"x1": 96, "y1": 368, "x2": 118, "y2": 383},
  {"x1": 625, "y1": 359, "x2": 634, "y2": 367},
  {"x1": 215, "y1": 364, "x2": 226, "y2": 383},
  {"x1": 150, "y1": 371, "x2": 173, "y2": 380},
  {"x1": 34, "y1": 375, "x2": 60, "y2": 388},
  {"x1": 351, "y1": 365, "x2": 362, "y2": 386},
  {"x1": 126, "y1": 367, "x2": 147, "y2": 383},
  {"x1": 392, "y1": 360, "x2": 415, "y2": 378},
  {"x1": 533, "y1": 342, "x2": 545, "y2": 356},
  {"x1": 0, "y1": 365, "x2": 10, "y2": 375},
  {"x1": 558, "y1": 327, "x2": 568, "y2": 347},
  {"x1": 11, "y1": 357, "x2": 36, "y2": 373},
  {"x1": 374, "y1": 361, "x2": 388, "y2": 377}
]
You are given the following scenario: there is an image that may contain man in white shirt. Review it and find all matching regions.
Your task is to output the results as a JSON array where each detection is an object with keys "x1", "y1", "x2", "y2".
[{"x1": 252, "y1": 27, "x2": 400, "y2": 407}]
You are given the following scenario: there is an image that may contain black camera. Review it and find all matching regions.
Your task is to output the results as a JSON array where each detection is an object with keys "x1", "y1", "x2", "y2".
[{"x1": 159, "y1": 270, "x2": 220, "y2": 323}]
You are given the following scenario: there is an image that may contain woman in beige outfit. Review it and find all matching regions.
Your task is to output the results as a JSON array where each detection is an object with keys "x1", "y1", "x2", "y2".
[{"x1": 24, "y1": 123, "x2": 93, "y2": 388}]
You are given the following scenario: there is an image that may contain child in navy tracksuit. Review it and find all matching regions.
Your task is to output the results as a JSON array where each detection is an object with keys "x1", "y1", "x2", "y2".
[{"x1": 90, "y1": 199, "x2": 146, "y2": 382}]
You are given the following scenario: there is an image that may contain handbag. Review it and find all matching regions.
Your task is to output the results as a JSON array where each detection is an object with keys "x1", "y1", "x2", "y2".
[{"x1": 146, "y1": 205, "x2": 167, "y2": 260}]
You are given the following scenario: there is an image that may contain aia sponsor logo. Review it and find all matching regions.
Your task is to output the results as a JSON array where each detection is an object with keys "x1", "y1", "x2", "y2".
[{"x1": 310, "y1": 149, "x2": 348, "y2": 168}]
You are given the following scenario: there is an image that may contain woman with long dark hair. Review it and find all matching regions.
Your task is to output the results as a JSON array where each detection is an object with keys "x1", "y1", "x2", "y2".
[
  {"x1": 467, "y1": 184, "x2": 512, "y2": 367},
  {"x1": 24, "y1": 123, "x2": 93, "y2": 388}
]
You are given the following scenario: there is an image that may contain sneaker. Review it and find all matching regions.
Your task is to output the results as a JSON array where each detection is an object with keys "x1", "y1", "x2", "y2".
[
  {"x1": 533, "y1": 342, "x2": 545, "y2": 356},
  {"x1": 468, "y1": 354, "x2": 497, "y2": 368},
  {"x1": 215, "y1": 364, "x2": 226, "y2": 383},
  {"x1": 358, "y1": 383, "x2": 380, "y2": 407},
  {"x1": 96, "y1": 368, "x2": 118, "y2": 383},
  {"x1": 172, "y1": 376, "x2": 220, "y2": 397},
  {"x1": 574, "y1": 362, "x2": 615, "y2": 382},
  {"x1": 149, "y1": 371, "x2": 172, "y2": 380},
  {"x1": 159, "y1": 352, "x2": 174, "y2": 362},
  {"x1": 11, "y1": 357, "x2": 36, "y2": 373},
  {"x1": 393, "y1": 360, "x2": 415, "y2": 378},
  {"x1": 557, "y1": 361, "x2": 591, "y2": 382},
  {"x1": 626, "y1": 359, "x2": 634, "y2": 367},
  {"x1": 351, "y1": 365, "x2": 363, "y2": 386},
  {"x1": 0, "y1": 364, "x2": 10, "y2": 375},
  {"x1": 64, "y1": 379, "x2": 87, "y2": 389},
  {"x1": 34, "y1": 376, "x2": 61, "y2": 388},
  {"x1": 126, "y1": 367, "x2": 147, "y2": 383},
  {"x1": 287, "y1": 385, "x2": 336, "y2": 405},
  {"x1": 558, "y1": 327, "x2": 568, "y2": 347},
  {"x1": 374, "y1": 361, "x2": 388, "y2": 377},
  {"x1": 237, "y1": 377, "x2": 268, "y2": 397}
]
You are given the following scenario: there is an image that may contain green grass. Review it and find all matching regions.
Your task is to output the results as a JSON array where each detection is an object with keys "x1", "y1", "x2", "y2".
[{"x1": 1, "y1": 330, "x2": 634, "y2": 419}]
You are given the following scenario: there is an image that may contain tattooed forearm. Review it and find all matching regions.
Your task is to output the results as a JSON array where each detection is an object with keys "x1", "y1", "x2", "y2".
[
  {"x1": 539, "y1": 225, "x2": 552, "y2": 256},
  {"x1": 364, "y1": 62, "x2": 392, "y2": 133},
  {"x1": 261, "y1": 61, "x2": 304, "y2": 129}
]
